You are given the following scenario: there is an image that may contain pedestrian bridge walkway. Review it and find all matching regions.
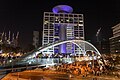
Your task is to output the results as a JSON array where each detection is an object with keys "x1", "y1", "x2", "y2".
[
  {"x1": 0, "y1": 39, "x2": 101, "y2": 79},
  {"x1": 12, "y1": 39, "x2": 100, "y2": 66}
]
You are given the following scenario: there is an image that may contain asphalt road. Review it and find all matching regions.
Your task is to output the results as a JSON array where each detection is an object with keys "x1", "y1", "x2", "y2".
[{"x1": 2, "y1": 69, "x2": 120, "y2": 80}]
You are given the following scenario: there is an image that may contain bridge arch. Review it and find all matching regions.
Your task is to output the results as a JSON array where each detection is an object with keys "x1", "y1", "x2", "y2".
[
  {"x1": 4, "y1": 39, "x2": 101, "y2": 67},
  {"x1": 23, "y1": 39, "x2": 101, "y2": 60}
]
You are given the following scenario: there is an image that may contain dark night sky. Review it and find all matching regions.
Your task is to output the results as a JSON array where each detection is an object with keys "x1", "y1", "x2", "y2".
[{"x1": 0, "y1": 0, "x2": 120, "y2": 48}]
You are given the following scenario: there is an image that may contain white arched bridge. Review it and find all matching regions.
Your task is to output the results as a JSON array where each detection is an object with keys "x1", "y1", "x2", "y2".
[
  {"x1": 25, "y1": 39, "x2": 101, "y2": 59},
  {"x1": 4, "y1": 39, "x2": 101, "y2": 68},
  {"x1": 0, "y1": 39, "x2": 103, "y2": 77}
]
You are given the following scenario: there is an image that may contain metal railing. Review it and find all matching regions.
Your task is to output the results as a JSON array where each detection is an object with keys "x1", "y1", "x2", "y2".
[{"x1": 0, "y1": 58, "x2": 75, "y2": 75}]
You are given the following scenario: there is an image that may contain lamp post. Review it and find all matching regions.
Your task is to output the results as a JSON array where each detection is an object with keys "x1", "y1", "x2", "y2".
[
  {"x1": 96, "y1": 28, "x2": 102, "y2": 53},
  {"x1": 92, "y1": 51, "x2": 94, "y2": 69},
  {"x1": 96, "y1": 27, "x2": 101, "y2": 42}
]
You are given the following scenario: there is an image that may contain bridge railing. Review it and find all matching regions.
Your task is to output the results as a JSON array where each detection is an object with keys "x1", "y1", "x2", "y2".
[
  {"x1": 0, "y1": 57, "x2": 75, "y2": 76},
  {"x1": 1, "y1": 58, "x2": 75, "y2": 68}
]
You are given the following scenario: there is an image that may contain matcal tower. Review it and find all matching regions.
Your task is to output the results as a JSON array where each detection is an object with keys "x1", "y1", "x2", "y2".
[{"x1": 42, "y1": 5, "x2": 84, "y2": 54}]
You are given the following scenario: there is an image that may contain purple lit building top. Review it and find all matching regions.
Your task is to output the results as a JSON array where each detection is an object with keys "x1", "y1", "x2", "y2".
[{"x1": 52, "y1": 5, "x2": 73, "y2": 13}]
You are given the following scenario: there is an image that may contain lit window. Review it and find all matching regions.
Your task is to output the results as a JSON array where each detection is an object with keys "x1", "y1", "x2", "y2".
[{"x1": 119, "y1": 40, "x2": 120, "y2": 42}]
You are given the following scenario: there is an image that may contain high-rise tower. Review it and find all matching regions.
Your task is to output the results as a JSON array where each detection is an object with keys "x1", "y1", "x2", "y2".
[{"x1": 42, "y1": 5, "x2": 84, "y2": 54}]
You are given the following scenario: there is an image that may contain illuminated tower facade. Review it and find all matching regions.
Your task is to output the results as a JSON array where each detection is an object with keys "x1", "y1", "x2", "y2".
[{"x1": 42, "y1": 5, "x2": 84, "y2": 54}]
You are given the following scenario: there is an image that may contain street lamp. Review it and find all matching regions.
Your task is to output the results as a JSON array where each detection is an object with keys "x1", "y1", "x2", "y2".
[
  {"x1": 92, "y1": 51, "x2": 94, "y2": 69},
  {"x1": 96, "y1": 27, "x2": 101, "y2": 42},
  {"x1": 96, "y1": 27, "x2": 102, "y2": 53}
]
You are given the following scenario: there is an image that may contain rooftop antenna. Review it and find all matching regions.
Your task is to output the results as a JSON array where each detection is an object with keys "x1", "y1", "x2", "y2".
[
  {"x1": 8, "y1": 31, "x2": 11, "y2": 41},
  {"x1": 12, "y1": 33, "x2": 15, "y2": 42},
  {"x1": 16, "y1": 32, "x2": 19, "y2": 39},
  {"x1": 7, "y1": 31, "x2": 11, "y2": 44},
  {"x1": 5, "y1": 32, "x2": 7, "y2": 41},
  {"x1": 0, "y1": 32, "x2": 4, "y2": 43},
  {"x1": 1, "y1": 24, "x2": 6, "y2": 43}
]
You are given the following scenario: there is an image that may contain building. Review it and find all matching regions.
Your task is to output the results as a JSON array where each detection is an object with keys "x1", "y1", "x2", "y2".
[
  {"x1": 109, "y1": 23, "x2": 120, "y2": 53},
  {"x1": 42, "y1": 5, "x2": 84, "y2": 54},
  {"x1": 33, "y1": 31, "x2": 39, "y2": 48},
  {"x1": 0, "y1": 31, "x2": 19, "y2": 47}
]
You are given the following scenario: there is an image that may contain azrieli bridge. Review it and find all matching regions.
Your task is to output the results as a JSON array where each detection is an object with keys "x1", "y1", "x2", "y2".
[{"x1": 0, "y1": 39, "x2": 101, "y2": 79}]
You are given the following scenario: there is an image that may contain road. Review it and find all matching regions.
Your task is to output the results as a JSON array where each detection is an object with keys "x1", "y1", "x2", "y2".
[{"x1": 2, "y1": 69, "x2": 120, "y2": 80}]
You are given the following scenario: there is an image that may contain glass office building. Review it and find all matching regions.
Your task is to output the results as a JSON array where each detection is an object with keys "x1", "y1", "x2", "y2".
[{"x1": 42, "y1": 5, "x2": 84, "y2": 54}]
